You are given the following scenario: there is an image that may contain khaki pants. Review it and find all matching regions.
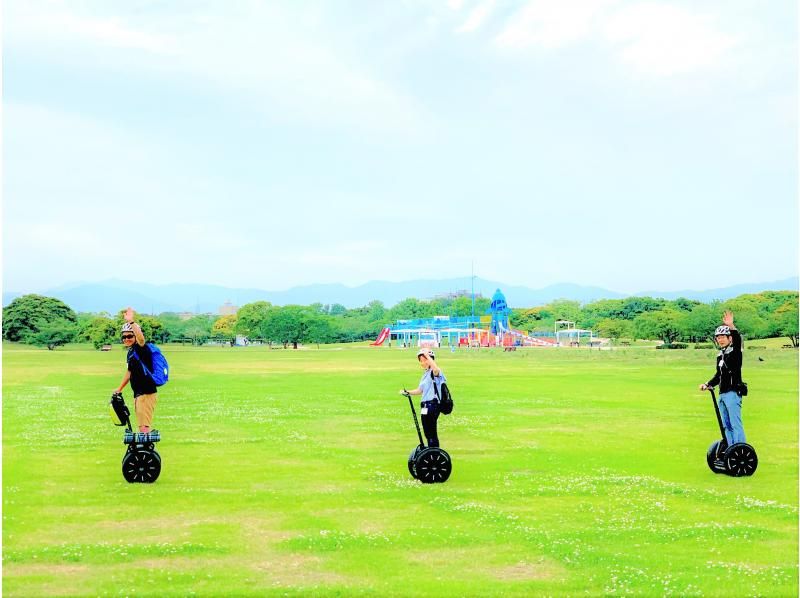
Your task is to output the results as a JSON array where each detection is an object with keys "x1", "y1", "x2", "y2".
[{"x1": 134, "y1": 393, "x2": 158, "y2": 429}]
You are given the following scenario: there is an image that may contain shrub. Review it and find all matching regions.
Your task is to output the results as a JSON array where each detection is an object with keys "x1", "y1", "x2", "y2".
[{"x1": 656, "y1": 342, "x2": 688, "y2": 350}]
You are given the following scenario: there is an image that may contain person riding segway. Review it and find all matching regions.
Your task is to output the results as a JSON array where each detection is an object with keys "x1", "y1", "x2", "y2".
[
  {"x1": 399, "y1": 348, "x2": 452, "y2": 483},
  {"x1": 699, "y1": 311, "x2": 757, "y2": 477},
  {"x1": 111, "y1": 307, "x2": 168, "y2": 483}
]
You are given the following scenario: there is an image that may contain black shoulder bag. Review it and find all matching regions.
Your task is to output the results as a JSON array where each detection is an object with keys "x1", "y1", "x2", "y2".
[{"x1": 432, "y1": 371, "x2": 454, "y2": 415}]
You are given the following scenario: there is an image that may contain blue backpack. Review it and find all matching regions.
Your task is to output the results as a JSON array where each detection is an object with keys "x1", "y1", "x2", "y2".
[{"x1": 129, "y1": 343, "x2": 169, "y2": 386}]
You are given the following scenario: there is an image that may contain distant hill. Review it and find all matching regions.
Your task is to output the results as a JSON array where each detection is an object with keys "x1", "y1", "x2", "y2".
[{"x1": 3, "y1": 276, "x2": 797, "y2": 314}]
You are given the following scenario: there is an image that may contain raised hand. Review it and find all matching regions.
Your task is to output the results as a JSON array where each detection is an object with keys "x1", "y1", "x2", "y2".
[
  {"x1": 123, "y1": 307, "x2": 135, "y2": 323},
  {"x1": 722, "y1": 310, "x2": 734, "y2": 328}
]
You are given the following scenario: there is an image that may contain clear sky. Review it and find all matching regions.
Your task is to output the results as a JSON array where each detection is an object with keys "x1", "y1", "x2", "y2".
[{"x1": 3, "y1": 0, "x2": 797, "y2": 294}]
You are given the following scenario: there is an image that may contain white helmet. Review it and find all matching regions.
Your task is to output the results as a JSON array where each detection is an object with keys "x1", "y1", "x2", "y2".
[
  {"x1": 416, "y1": 348, "x2": 435, "y2": 360},
  {"x1": 714, "y1": 325, "x2": 731, "y2": 336},
  {"x1": 121, "y1": 322, "x2": 134, "y2": 334}
]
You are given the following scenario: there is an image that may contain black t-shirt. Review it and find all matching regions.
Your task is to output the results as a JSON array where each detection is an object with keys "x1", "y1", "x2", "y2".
[{"x1": 127, "y1": 343, "x2": 158, "y2": 397}]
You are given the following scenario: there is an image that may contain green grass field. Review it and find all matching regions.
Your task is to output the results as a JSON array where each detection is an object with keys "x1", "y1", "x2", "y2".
[{"x1": 3, "y1": 343, "x2": 798, "y2": 596}]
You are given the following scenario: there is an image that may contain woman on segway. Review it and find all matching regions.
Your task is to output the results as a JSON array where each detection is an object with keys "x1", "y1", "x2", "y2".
[
  {"x1": 400, "y1": 348, "x2": 446, "y2": 448},
  {"x1": 699, "y1": 311, "x2": 746, "y2": 446}
]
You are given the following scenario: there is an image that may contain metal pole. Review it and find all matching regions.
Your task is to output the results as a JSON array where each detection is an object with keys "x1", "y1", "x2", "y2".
[{"x1": 471, "y1": 261, "x2": 475, "y2": 320}]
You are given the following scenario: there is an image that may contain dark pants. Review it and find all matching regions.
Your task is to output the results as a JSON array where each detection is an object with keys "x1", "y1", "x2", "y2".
[{"x1": 421, "y1": 400, "x2": 440, "y2": 447}]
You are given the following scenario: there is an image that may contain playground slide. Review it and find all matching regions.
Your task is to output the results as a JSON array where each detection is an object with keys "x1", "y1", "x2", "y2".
[
  {"x1": 504, "y1": 326, "x2": 557, "y2": 347},
  {"x1": 371, "y1": 327, "x2": 391, "y2": 346}
]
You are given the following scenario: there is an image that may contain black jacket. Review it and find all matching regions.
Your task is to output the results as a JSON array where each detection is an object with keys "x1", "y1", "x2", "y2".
[
  {"x1": 707, "y1": 330, "x2": 743, "y2": 394},
  {"x1": 127, "y1": 343, "x2": 158, "y2": 397}
]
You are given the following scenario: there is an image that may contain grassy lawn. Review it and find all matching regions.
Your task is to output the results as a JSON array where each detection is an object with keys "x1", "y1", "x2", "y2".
[{"x1": 3, "y1": 342, "x2": 798, "y2": 596}]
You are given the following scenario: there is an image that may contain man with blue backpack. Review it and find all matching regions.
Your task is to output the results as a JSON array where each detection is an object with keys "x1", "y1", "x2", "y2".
[{"x1": 113, "y1": 307, "x2": 168, "y2": 434}]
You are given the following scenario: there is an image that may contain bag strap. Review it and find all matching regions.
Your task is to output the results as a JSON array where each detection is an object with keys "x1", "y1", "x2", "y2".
[
  {"x1": 128, "y1": 347, "x2": 153, "y2": 378},
  {"x1": 430, "y1": 370, "x2": 440, "y2": 402}
]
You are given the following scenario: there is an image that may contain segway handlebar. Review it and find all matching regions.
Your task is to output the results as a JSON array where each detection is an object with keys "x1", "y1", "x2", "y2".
[
  {"x1": 403, "y1": 389, "x2": 425, "y2": 446},
  {"x1": 705, "y1": 387, "x2": 727, "y2": 440}
]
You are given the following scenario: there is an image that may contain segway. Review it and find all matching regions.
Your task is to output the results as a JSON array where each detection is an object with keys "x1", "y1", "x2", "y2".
[
  {"x1": 109, "y1": 393, "x2": 162, "y2": 483},
  {"x1": 402, "y1": 390, "x2": 452, "y2": 483},
  {"x1": 705, "y1": 388, "x2": 757, "y2": 477}
]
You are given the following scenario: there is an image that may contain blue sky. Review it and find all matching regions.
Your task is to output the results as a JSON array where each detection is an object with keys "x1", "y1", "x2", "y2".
[{"x1": 3, "y1": 0, "x2": 797, "y2": 294}]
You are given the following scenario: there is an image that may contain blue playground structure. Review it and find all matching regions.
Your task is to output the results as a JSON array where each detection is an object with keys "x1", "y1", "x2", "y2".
[
  {"x1": 376, "y1": 289, "x2": 560, "y2": 348},
  {"x1": 488, "y1": 288, "x2": 511, "y2": 334}
]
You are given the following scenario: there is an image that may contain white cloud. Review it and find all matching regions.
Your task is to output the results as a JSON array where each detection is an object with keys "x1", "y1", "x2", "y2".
[
  {"x1": 4, "y1": 2, "x2": 428, "y2": 138},
  {"x1": 495, "y1": 0, "x2": 616, "y2": 50},
  {"x1": 602, "y1": 3, "x2": 740, "y2": 76},
  {"x1": 5, "y1": 3, "x2": 178, "y2": 54},
  {"x1": 456, "y1": 0, "x2": 497, "y2": 34},
  {"x1": 494, "y1": 0, "x2": 739, "y2": 77}
]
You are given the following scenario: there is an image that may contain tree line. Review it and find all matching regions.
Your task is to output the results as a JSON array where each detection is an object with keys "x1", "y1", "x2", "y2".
[{"x1": 2, "y1": 291, "x2": 797, "y2": 349}]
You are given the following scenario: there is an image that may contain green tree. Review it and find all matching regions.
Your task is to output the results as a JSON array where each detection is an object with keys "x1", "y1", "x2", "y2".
[
  {"x1": 305, "y1": 314, "x2": 337, "y2": 347},
  {"x1": 620, "y1": 297, "x2": 668, "y2": 319},
  {"x1": 82, "y1": 315, "x2": 118, "y2": 349},
  {"x1": 633, "y1": 309, "x2": 685, "y2": 344},
  {"x1": 776, "y1": 302, "x2": 799, "y2": 347},
  {"x1": 2, "y1": 294, "x2": 77, "y2": 342},
  {"x1": 549, "y1": 299, "x2": 582, "y2": 323},
  {"x1": 181, "y1": 315, "x2": 215, "y2": 345},
  {"x1": 366, "y1": 300, "x2": 386, "y2": 322},
  {"x1": 327, "y1": 303, "x2": 348, "y2": 316},
  {"x1": 511, "y1": 307, "x2": 550, "y2": 332},
  {"x1": 261, "y1": 305, "x2": 307, "y2": 348},
  {"x1": 24, "y1": 318, "x2": 78, "y2": 350},
  {"x1": 236, "y1": 301, "x2": 273, "y2": 336},
  {"x1": 595, "y1": 318, "x2": 632, "y2": 341},
  {"x1": 682, "y1": 303, "x2": 722, "y2": 342},
  {"x1": 389, "y1": 298, "x2": 430, "y2": 320}
]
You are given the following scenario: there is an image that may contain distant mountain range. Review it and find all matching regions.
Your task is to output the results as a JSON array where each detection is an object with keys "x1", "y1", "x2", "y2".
[{"x1": 3, "y1": 276, "x2": 797, "y2": 314}]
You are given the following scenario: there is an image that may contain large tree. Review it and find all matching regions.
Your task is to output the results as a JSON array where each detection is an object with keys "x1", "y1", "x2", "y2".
[
  {"x1": 24, "y1": 318, "x2": 78, "y2": 350},
  {"x1": 633, "y1": 309, "x2": 684, "y2": 345},
  {"x1": 775, "y1": 302, "x2": 799, "y2": 347},
  {"x1": 261, "y1": 305, "x2": 307, "y2": 348},
  {"x1": 595, "y1": 318, "x2": 632, "y2": 341},
  {"x1": 236, "y1": 301, "x2": 273, "y2": 336},
  {"x1": 81, "y1": 315, "x2": 118, "y2": 349},
  {"x1": 2, "y1": 295, "x2": 77, "y2": 342},
  {"x1": 682, "y1": 303, "x2": 722, "y2": 342}
]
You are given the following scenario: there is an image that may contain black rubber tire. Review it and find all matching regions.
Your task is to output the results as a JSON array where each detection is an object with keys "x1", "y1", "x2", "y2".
[
  {"x1": 414, "y1": 447, "x2": 452, "y2": 484},
  {"x1": 408, "y1": 445, "x2": 423, "y2": 479},
  {"x1": 122, "y1": 449, "x2": 161, "y2": 483},
  {"x1": 724, "y1": 443, "x2": 758, "y2": 477},
  {"x1": 706, "y1": 440, "x2": 727, "y2": 474}
]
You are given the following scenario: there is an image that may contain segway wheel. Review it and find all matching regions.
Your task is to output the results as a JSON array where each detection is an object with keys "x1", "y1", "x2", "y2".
[
  {"x1": 415, "y1": 447, "x2": 452, "y2": 484},
  {"x1": 408, "y1": 445, "x2": 423, "y2": 479},
  {"x1": 724, "y1": 443, "x2": 758, "y2": 477},
  {"x1": 122, "y1": 449, "x2": 161, "y2": 483},
  {"x1": 706, "y1": 440, "x2": 727, "y2": 474}
]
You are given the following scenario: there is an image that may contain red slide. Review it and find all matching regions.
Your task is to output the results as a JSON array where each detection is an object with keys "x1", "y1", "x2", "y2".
[{"x1": 371, "y1": 327, "x2": 391, "y2": 346}]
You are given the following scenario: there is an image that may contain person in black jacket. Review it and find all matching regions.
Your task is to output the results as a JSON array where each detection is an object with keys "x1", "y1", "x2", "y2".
[
  {"x1": 113, "y1": 307, "x2": 158, "y2": 434},
  {"x1": 699, "y1": 311, "x2": 746, "y2": 445}
]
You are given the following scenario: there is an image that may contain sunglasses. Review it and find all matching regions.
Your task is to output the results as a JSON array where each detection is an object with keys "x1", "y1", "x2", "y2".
[{"x1": 121, "y1": 334, "x2": 135, "y2": 340}]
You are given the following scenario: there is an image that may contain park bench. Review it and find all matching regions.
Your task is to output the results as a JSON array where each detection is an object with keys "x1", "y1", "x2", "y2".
[{"x1": 101, "y1": 344, "x2": 112, "y2": 351}]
